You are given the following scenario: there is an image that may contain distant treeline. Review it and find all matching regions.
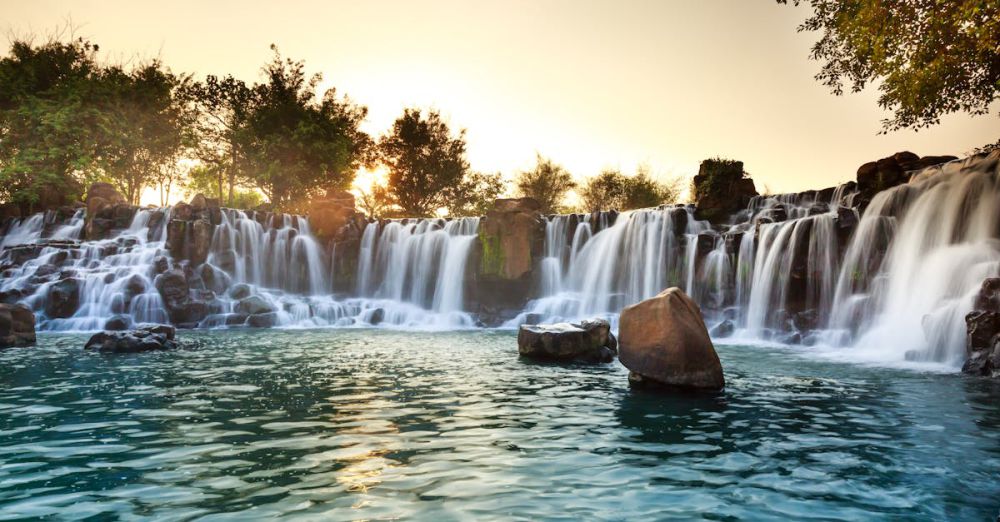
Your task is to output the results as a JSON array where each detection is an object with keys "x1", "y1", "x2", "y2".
[{"x1": 0, "y1": 37, "x2": 682, "y2": 217}]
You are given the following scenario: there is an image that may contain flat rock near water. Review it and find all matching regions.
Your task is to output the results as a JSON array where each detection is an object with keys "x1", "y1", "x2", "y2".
[
  {"x1": 618, "y1": 288, "x2": 725, "y2": 391},
  {"x1": 84, "y1": 324, "x2": 178, "y2": 353},
  {"x1": 0, "y1": 303, "x2": 35, "y2": 348},
  {"x1": 518, "y1": 318, "x2": 617, "y2": 363}
]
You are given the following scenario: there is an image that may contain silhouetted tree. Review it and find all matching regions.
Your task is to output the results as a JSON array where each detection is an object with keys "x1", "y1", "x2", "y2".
[
  {"x1": 356, "y1": 180, "x2": 393, "y2": 219},
  {"x1": 379, "y1": 108, "x2": 470, "y2": 217},
  {"x1": 514, "y1": 154, "x2": 575, "y2": 214},
  {"x1": 580, "y1": 166, "x2": 680, "y2": 212},
  {"x1": 779, "y1": 0, "x2": 1000, "y2": 131}
]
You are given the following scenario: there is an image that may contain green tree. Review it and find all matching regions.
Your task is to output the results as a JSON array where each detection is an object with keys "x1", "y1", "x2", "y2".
[
  {"x1": 514, "y1": 154, "x2": 575, "y2": 214},
  {"x1": 780, "y1": 0, "x2": 1000, "y2": 131},
  {"x1": 239, "y1": 46, "x2": 371, "y2": 210},
  {"x1": 95, "y1": 61, "x2": 193, "y2": 205},
  {"x1": 181, "y1": 75, "x2": 254, "y2": 205},
  {"x1": 0, "y1": 37, "x2": 102, "y2": 212},
  {"x1": 579, "y1": 166, "x2": 680, "y2": 212},
  {"x1": 379, "y1": 108, "x2": 470, "y2": 217},
  {"x1": 185, "y1": 165, "x2": 262, "y2": 209},
  {"x1": 444, "y1": 171, "x2": 506, "y2": 217}
]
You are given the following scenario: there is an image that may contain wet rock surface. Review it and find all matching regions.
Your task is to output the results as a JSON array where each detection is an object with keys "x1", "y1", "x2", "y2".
[
  {"x1": 963, "y1": 278, "x2": 1000, "y2": 378},
  {"x1": 619, "y1": 288, "x2": 725, "y2": 391},
  {"x1": 0, "y1": 303, "x2": 36, "y2": 348},
  {"x1": 84, "y1": 324, "x2": 178, "y2": 353},
  {"x1": 517, "y1": 318, "x2": 617, "y2": 363}
]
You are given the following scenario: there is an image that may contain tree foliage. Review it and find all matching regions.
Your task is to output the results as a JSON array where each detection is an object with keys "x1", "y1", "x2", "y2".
[
  {"x1": 378, "y1": 108, "x2": 470, "y2": 217},
  {"x1": 780, "y1": 0, "x2": 1000, "y2": 131},
  {"x1": 580, "y1": 166, "x2": 681, "y2": 212},
  {"x1": 444, "y1": 171, "x2": 506, "y2": 217},
  {"x1": 514, "y1": 154, "x2": 575, "y2": 214},
  {"x1": 0, "y1": 38, "x2": 101, "y2": 211},
  {"x1": 237, "y1": 46, "x2": 372, "y2": 211}
]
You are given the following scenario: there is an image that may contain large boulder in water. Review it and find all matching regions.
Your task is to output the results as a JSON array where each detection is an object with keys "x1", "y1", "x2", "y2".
[
  {"x1": 518, "y1": 318, "x2": 617, "y2": 363},
  {"x1": 44, "y1": 277, "x2": 80, "y2": 318},
  {"x1": 618, "y1": 288, "x2": 725, "y2": 391},
  {"x1": 154, "y1": 269, "x2": 209, "y2": 326},
  {"x1": 0, "y1": 303, "x2": 36, "y2": 348},
  {"x1": 85, "y1": 324, "x2": 177, "y2": 353}
]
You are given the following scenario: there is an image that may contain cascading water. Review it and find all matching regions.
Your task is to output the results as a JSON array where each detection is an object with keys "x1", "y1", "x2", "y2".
[{"x1": 2, "y1": 152, "x2": 998, "y2": 370}]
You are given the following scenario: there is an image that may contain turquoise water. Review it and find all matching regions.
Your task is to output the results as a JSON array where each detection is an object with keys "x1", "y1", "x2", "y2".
[{"x1": 0, "y1": 330, "x2": 998, "y2": 520}]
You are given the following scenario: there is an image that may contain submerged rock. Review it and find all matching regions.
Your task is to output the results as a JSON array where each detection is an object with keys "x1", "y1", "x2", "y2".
[
  {"x1": 618, "y1": 288, "x2": 725, "y2": 391},
  {"x1": 84, "y1": 324, "x2": 177, "y2": 353},
  {"x1": 517, "y1": 318, "x2": 617, "y2": 363},
  {"x1": 0, "y1": 303, "x2": 36, "y2": 348}
]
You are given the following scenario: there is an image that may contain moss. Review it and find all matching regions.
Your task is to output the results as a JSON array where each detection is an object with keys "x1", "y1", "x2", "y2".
[{"x1": 478, "y1": 228, "x2": 505, "y2": 277}]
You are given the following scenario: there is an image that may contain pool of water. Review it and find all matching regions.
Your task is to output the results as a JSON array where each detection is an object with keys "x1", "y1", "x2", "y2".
[{"x1": 0, "y1": 330, "x2": 998, "y2": 520}]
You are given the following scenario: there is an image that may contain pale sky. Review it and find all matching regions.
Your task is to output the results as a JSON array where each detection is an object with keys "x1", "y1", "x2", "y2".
[{"x1": 3, "y1": 0, "x2": 997, "y2": 199}]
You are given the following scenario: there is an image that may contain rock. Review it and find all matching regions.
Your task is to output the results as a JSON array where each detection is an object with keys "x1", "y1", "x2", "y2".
[
  {"x1": 963, "y1": 278, "x2": 1000, "y2": 378},
  {"x1": 154, "y1": 269, "x2": 208, "y2": 325},
  {"x1": 710, "y1": 319, "x2": 735, "y2": 338},
  {"x1": 235, "y1": 295, "x2": 274, "y2": 316},
  {"x1": 190, "y1": 219, "x2": 213, "y2": 266},
  {"x1": 475, "y1": 198, "x2": 545, "y2": 312},
  {"x1": 85, "y1": 182, "x2": 125, "y2": 216},
  {"x1": 493, "y1": 198, "x2": 541, "y2": 213},
  {"x1": 84, "y1": 324, "x2": 177, "y2": 353},
  {"x1": 44, "y1": 277, "x2": 80, "y2": 318},
  {"x1": 0, "y1": 303, "x2": 36, "y2": 348},
  {"x1": 308, "y1": 190, "x2": 358, "y2": 243},
  {"x1": 247, "y1": 312, "x2": 279, "y2": 328},
  {"x1": 104, "y1": 314, "x2": 132, "y2": 330},
  {"x1": 189, "y1": 193, "x2": 208, "y2": 210},
  {"x1": 228, "y1": 284, "x2": 252, "y2": 300},
  {"x1": 152, "y1": 255, "x2": 170, "y2": 275},
  {"x1": 517, "y1": 318, "x2": 617, "y2": 363},
  {"x1": 692, "y1": 159, "x2": 758, "y2": 224},
  {"x1": 368, "y1": 307, "x2": 385, "y2": 325},
  {"x1": 618, "y1": 288, "x2": 725, "y2": 391}
]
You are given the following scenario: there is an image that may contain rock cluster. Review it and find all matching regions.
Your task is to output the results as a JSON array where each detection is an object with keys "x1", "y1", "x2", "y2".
[
  {"x1": 855, "y1": 151, "x2": 957, "y2": 199},
  {"x1": 618, "y1": 288, "x2": 725, "y2": 391},
  {"x1": 963, "y1": 278, "x2": 1000, "y2": 378},
  {"x1": 692, "y1": 159, "x2": 758, "y2": 224},
  {"x1": 84, "y1": 324, "x2": 178, "y2": 353},
  {"x1": 309, "y1": 189, "x2": 368, "y2": 292},
  {"x1": 84, "y1": 182, "x2": 137, "y2": 239},
  {"x1": 166, "y1": 193, "x2": 221, "y2": 266},
  {"x1": 517, "y1": 318, "x2": 618, "y2": 363},
  {"x1": 0, "y1": 303, "x2": 35, "y2": 348}
]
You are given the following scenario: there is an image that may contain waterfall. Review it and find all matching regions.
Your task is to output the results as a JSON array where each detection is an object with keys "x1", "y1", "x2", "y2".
[{"x1": 830, "y1": 154, "x2": 1000, "y2": 365}]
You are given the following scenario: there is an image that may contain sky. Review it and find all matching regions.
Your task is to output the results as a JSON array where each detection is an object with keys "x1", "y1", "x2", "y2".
[{"x1": 3, "y1": 0, "x2": 997, "y2": 201}]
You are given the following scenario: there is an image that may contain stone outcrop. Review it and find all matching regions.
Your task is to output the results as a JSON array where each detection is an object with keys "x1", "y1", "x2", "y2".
[
  {"x1": 963, "y1": 278, "x2": 1000, "y2": 378},
  {"x1": 474, "y1": 198, "x2": 545, "y2": 323},
  {"x1": 165, "y1": 194, "x2": 220, "y2": 266},
  {"x1": 0, "y1": 303, "x2": 36, "y2": 348},
  {"x1": 618, "y1": 288, "x2": 725, "y2": 390},
  {"x1": 84, "y1": 324, "x2": 178, "y2": 353},
  {"x1": 84, "y1": 183, "x2": 133, "y2": 239},
  {"x1": 154, "y1": 269, "x2": 209, "y2": 326},
  {"x1": 517, "y1": 318, "x2": 617, "y2": 363},
  {"x1": 44, "y1": 277, "x2": 80, "y2": 318},
  {"x1": 855, "y1": 151, "x2": 958, "y2": 198},
  {"x1": 309, "y1": 189, "x2": 368, "y2": 292},
  {"x1": 692, "y1": 159, "x2": 758, "y2": 224}
]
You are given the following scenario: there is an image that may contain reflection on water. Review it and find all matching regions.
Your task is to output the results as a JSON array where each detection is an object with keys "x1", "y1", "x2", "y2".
[{"x1": 0, "y1": 330, "x2": 998, "y2": 520}]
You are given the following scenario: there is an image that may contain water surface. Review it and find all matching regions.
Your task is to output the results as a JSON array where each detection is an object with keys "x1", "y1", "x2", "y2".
[{"x1": 1, "y1": 330, "x2": 998, "y2": 520}]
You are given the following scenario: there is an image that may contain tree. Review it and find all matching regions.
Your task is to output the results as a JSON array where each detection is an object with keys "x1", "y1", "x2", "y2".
[
  {"x1": 779, "y1": 0, "x2": 1000, "y2": 131},
  {"x1": 184, "y1": 164, "x2": 262, "y2": 209},
  {"x1": 239, "y1": 46, "x2": 371, "y2": 210},
  {"x1": 181, "y1": 75, "x2": 254, "y2": 205},
  {"x1": 579, "y1": 169, "x2": 629, "y2": 212},
  {"x1": 379, "y1": 108, "x2": 470, "y2": 217},
  {"x1": 0, "y1": 37, "x2": 102, "y2": 212},
  {"x1": 356, "y1": 180, "x2": 394, "y2": 219},
  {"x1": 444, "y1": 171, "x2": 506, "y2": 217},
  {"x1": 579, "y1": 166, "x2": 680, "y2": 212},
  {"x1": 96, "y1": 61, "x2": 193, "y2": 205},
  {"x1": 514, "y1": 154, "x2": 575, "y2": 214}
]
